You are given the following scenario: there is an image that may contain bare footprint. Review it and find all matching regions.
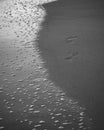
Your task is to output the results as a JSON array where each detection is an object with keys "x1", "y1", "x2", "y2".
[
  {"x1": 65, "y1": 35, "x2": 78, "y2": 44},
  {"x1": 65, "y1": 51, "x2": 79, "y2": 60}
]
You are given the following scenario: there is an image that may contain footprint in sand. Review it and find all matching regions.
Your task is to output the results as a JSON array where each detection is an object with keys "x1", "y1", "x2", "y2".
[{"x1": 0, "y1": 0, "x2": 92, "y2": 130}]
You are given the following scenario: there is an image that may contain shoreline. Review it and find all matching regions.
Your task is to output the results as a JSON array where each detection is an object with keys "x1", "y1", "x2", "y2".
[
  {"x1": 0, "y1": 0, "x2": 93, "y2": 130},
  {"x1": 38, "y1": 0, "x2": 104, "y2": 130}
]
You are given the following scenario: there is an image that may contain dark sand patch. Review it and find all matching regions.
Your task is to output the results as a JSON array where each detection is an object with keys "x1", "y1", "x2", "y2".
[{"x1": 38, "y1": 0, "x2": 104, "y2": 130}]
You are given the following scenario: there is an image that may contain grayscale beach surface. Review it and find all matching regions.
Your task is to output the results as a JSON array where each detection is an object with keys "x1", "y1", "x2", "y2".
[
  {"x1": 1, "y1": 0, "x2": 103, "y2": 130},
  {"x1": 39, "y1": 0, "x2": 104, "y2": 130}
]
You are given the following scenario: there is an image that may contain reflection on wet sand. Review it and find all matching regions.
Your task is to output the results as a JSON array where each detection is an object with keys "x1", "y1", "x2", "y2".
[{"x1": 0, "y1": 0, "x2": 92, "y2": 130}]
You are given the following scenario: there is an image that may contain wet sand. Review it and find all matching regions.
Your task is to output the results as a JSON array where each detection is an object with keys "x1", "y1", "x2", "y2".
[
  {"x1": 38, "y1": 0, "x2": 104, "y2": 129},
  {"x1": 0, "y1": 0, "x2": 93, "y2": 130}
]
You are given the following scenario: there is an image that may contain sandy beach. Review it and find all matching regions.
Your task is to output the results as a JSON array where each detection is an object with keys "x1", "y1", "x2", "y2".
[
  {"x1": 0, "y1": 0, "x2": 94, "y2": 129},
  {"x1": 0, "y1": 0, "x2": 103, "y2": 129},
  {"x1": 38, "y1": 0, "x2": 104, "y2": 129}
]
